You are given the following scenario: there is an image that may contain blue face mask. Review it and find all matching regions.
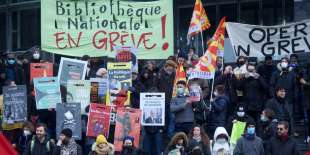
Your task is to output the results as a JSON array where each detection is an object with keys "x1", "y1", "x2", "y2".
[
  {"x1": 247, "y1": 127, "x2": 255, "y2": 135},
  {"x1": 8, "y1": 59, "x2": 15, "y2": 65},
  {"x1": 177, "y1": 88, "x2": 185, "y2": 95}
]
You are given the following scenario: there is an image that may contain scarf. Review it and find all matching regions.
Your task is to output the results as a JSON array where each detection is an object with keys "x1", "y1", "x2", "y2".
[
  {"x1": 244, "y1": 133, "x2": 255, "y2": 140},
  {"x1": 192, "y1": 136, "x2": 202, "y2": 142},
  {"x1": 61, "y1": 139, "x2": 78, "y2": 155}
]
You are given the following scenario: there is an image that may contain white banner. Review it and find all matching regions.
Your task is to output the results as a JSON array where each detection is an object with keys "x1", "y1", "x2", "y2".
[
  {"x1": 140, "y1": 93, "x2": 165, "y2": 126},
  {"x1": 226, "y1": 20, "x2": 310, "y2": 59}
]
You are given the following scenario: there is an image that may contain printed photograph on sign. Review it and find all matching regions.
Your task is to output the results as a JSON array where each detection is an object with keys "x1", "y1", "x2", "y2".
[
  {"x1": 2, "y1": 85, "x2": 27, "y2": 124},
  {"x1": 34, "y1": 77, "x2": 61, "y2": 109},
  {"x1": 66, "y1": 80, "x2": 91, "y2": 114},
  {"x1": 140, "y1": 93, "x2": 165, "y2": 126},
  {"x1": 86, "y1": 103, "x2": 111, "y2": 138}
]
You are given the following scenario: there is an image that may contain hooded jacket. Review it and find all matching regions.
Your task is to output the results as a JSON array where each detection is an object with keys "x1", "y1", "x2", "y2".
[
  {"x1": 211, "y1": 127, "x2": 231, "y2": 155},
  {"x1": 88, "y1": 142, "x2": 115, "y2": 155}
]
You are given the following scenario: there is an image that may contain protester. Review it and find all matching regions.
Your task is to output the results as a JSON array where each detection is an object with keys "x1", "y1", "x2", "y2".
[
  {"x1": 13, "y1": 121, "x2": 35, "y2": 154},
  {"x1": 257, "y1": 56, "x2": 277, "y2": 91},
  {"x1": 119, "y1": 136, "x2": 139, "y2": 155},
  {"x1": 210, "y1": 127, "x2": 231, "y2": 155},
  {"x1": 170, "y1": 80, "x2": 194, "y2": 134},
  {"x1": 207, "y1": 84, "x2": 229, "y2": 137},
  {"x1": 53, "y1": 128, "x2": 82, "y2": 155},
  {"x1": 240, "y1": 63, "x2": 268, "y2": 123},
  {"x1": 187, "y1": 125, "x2": 210, "y2": 155},
  {"x1": 140, "y1": 60, "x2": 158, "y2": 91},
  {"x1": 233, "y1": 56, "x2": 248, "y2": 79},
  {"x1": 233, "y1": 121, "x2": 264, "y2": 155},
  {"x1": 23, "y1": 123, "x2": 55, "y2": 155},
  {"x1": 257, "y1": 109, "x2": 277, "y2": 149},
  {"x1": 2, "y1": 52, "x2": 25, "y2": 85},
  {"x1": 266, "y1": 121, "x2": 299, "y2": 155},
  {"x1": 187, "y1": 47, "x2": 199, "y2": 66},
  {"x1": 129, "y1": 71, "x2": 145, "y2": 109},
  {"x1": 165, "y1": 132, "x2": 188, "y2": 155},
  {"x1": 88, "y1": 135, "x2": 114, "y2": 155}
]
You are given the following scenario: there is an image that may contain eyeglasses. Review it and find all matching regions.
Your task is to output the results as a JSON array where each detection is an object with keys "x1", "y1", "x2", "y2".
[{"x1": 277, "y1": 128, "x2": 284, "y2": 131}]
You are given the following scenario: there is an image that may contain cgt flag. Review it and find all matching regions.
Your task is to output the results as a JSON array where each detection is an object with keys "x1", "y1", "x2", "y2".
[
  {"x1": 187, "y1": 0, "x2": 211, "y2": 44},
  {"x1": 190, "y1": 17, "x2": 226, "y2": 79},
  {"x1": 172, "y1": 64, "x2": 187, "y2": 97}
]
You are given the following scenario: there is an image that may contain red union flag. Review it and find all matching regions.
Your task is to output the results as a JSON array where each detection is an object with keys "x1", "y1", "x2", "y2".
[
  {"x1": 190, "y1": 17, "x2": 226, "y2": 79},
  {"x1": 187, "y1": 0, "x2": 211, "y2": 43},
  {"x1": 172, "y1": 64, "x2": 187, "y2": 97}
]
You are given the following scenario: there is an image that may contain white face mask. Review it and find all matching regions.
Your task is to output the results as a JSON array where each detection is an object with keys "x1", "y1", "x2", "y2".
[
  {"x1": 237, "y1": 112, "x2": 245, "y2": 117},
  {"x1": 33, "y1": 53, "x2": 40, "y2": 59},
  {"x1": 213, "y1": 91, "x2": 218, "y2": 97},
  {"x1": 281, "y1": 62, "x2": 288, "y2": 68},
  {"x1": 216, "y1": 138, "x2": 227, "y2": 144},
  {"x1": 24, "y1": 130, "x2": 31, "y2": 136}
]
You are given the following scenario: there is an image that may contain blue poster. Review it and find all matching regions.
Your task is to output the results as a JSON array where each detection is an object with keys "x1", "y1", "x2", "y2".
[{"x1": 34, "y1": 77, "x2": 61, "y2": 109}]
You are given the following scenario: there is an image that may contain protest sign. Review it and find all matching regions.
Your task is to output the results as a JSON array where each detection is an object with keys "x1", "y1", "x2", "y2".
[
  {"x1": 34, "y1": 77, "x2": 61, "y2": 109},
  {"x1": 2, "y1": 85, "x2": 27, "y2": 124},
  {"x1": 189, "y1": 84, "x2": 201, "y2": 102},
  {"x1": 86, "y1": 104, "x2": 111, "y2": 137},
  {"x1": 30, "y1": 63, "x2": 53, "y2": 82},
  {"x1": 56, "y1": 103, "x2": 82, "y2": 140},
  {"x1": 226, "y1": 20, "x2": 310, "y2": 59},
  {"x1": 58, "y1": 57, "x2": 87, "y2": 88},
  {"x1": 41, "y1": 0, "x2": 174, "y2": 59},
  {"x1": 90, "y1": 78, "x2": 108, "y2": 104},
  {"x1": 67, "y1": 80, "x2": 91, "y2": 114},
  {"x1": 115, "y1": 46, "x2": 138, "y2": 72},
  {"x1": 107, "y1": 62, "x2": 131, "y2": 107},
  {"x1": 114, "y1": 108, "x2": 141, "y2": 151},
  {"x1": 230, "y1": 121, "x2": 246, "y2": 145},
  {"x1": 140, "y1": 93, "x2": 165, "y2": 126}
]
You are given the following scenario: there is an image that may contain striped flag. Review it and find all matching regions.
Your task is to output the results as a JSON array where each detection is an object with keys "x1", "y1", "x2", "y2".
[
  {"x1": 172, "y1": 64, "x2": 187, "y2": 97},
  {"x1": 187, "y1": 0, "x2": 211, "y2": 44},
  {"x1": 189, "y1": 17, "x2": 226, "y2": 79}
]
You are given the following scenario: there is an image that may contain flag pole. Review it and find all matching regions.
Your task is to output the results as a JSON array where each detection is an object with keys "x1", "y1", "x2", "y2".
[{"x1": 200, "y1": 30, "x2": 205, "y2": 55}]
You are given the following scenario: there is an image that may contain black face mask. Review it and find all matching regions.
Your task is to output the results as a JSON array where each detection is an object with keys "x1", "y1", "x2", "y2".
[
  {"x1": 238, "y1": 61, "x2": 245, "y2": 66},
  {"x1": 62, "y1": 139, "x2": 69, "y2": 145},
  {"x1": 123, "y1": 146, "x2": 134, "y2": 153}
]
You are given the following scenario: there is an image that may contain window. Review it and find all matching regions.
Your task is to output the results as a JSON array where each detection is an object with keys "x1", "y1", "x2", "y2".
[
  {"x1": 240, "y1": 2, "x2": 260, "y2": 25},
  {"x1": 20, "y1": 8, "x2": 40, "y2": 50},
  {"x1": 0, "y1": 13, "x2": 6, "y2": 51}
]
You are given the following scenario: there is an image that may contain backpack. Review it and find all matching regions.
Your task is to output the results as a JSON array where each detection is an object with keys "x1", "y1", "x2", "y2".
[{"x1": 30, "y1": 136, "x2": 51, "y2": 153}]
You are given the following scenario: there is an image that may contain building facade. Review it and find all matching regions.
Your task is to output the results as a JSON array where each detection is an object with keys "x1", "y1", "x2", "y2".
[{"x1": 0, "y1": 0, "x2": 309, "y2": 55}]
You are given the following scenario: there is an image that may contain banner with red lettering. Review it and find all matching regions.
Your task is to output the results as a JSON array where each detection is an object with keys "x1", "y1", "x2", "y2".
[{"x1": 41, "y1": 0, "x2": 174, "y2": 59}]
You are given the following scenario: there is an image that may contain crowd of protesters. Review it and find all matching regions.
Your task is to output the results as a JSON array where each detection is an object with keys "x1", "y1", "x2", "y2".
[{"x1": 0, "y1": 48, "x2": 310, "y2": 155}]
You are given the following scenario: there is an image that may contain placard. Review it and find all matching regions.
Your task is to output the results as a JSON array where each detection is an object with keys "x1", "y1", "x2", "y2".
[
  {"x1": 56, "y1": 103, "x2": 82, "y2": 140},
  {"x1": 189, "y1": 85, "x2": 201, "y2": 102},
  {"x1": 58, "y1": 57, "x2": 87, "y2": 88},
  {"x1": 34, "y1": 77, "x2": 61, "y2": 109},
  {"x1": 30, "y1": 63, "x2": 53, "y2": 82},
  {"x1": 115, "y1": 46, "x2": 138, "y2": 72},
  {"x1": 66, "y1": 80, "x2": 91, "y2": 114},
  {"x1": 2, "y1": 85, "x2": 27, "y2": 124},
  {"x1": 114, "y1": 108, "x2": 141, "y2": 151},
  {"x1": 107, "y1": 62, "x2": 132, "y2": 107},
  {"x1": 90, "y1": 78, "x2": 108, "y2": 104},
  {"x1": 86, "y1": 103, "x2": 111, "y2": 138},
  {"x1": 140, "y1": 93, "x2": 165, "y2": 126}
]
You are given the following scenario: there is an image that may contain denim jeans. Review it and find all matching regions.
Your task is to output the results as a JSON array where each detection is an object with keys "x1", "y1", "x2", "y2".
[
  {"x1": 143, "y1": 129, "x2": 163, "y2": 155},
  {"x1": 167, "y1": 113, "x2": 175, "y2": 138}
]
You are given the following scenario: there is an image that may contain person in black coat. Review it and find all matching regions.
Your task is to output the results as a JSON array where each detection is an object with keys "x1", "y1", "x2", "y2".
[
  {"x1": 13, "y1": 122, "x2": 35, "y2": 154},
  {"x1": 257, "y1": 56, "x2": 277, "y2": 95},
  {"x1": 140, "y1": 60, "x2": 158, "y2": 91},
  {"x1": 2, "y1": 53, "x2": 25, "y2": 85},
  {"x1": 129, "y1": 71, "x2": 145, "y2": 109},
  {"x1": 207, "y1": 84, "x2": 229, "y2": 138},
  {"x1": 266, "y1": 121, "x2": 299, "y2": 155},
  {"x1": 257, "y1": 108, "x2": 278, "y2": 150},
  {"x1": 240, "y1": 63, "x2": 268, "y2": 124}
]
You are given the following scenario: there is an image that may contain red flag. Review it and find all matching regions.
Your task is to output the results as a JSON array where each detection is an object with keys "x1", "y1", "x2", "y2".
[
  {"x1": 172, "y1": 64, "x2": 187, "y2": 97},
  {"x1": 0, "y1": 133, "x2": 19, "y2": 155}
]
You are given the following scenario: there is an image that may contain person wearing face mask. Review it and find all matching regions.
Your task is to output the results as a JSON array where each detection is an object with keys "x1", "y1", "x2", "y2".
[
  {"x1": 210, "y1": 127, "x2": 231, "y2": 155},
  {"x1": 240, "y1": 63, "x2": 268, "y2": 124},
  {"x1": 266, "y1": 121, "x2": 299, "y2": 155},
  {"x1": 233, "y1": 56, "x2": 248, "y2": 79},
  {"x1": 170, "y1": 80, "x2": 194, "y2": 134},
  {"x1": 53, "y1": 128, "x2": 82, "y2": 155},
  {"x1": 156, "y1": 60, "x2": 177, "y2": 138},
  {"x1": 140, "y1": 60, "x2": 158, "y2": 91},
  {"x1": 12, "y1": 122, "x2": 35, "y2": 154},
  {"x1": 24, "y1": 123, "x2": 55, "y2": 155},
  {"x1": 257, "y1": 56, "x2": 276, "y2": 90},
  {"x1": 3, "y1": 53, "x2": 25, "y2": 85},
  {"x1": 129, "y1": 71, "x2": 145, "y2": 109},
  {"x1": 207, "y1": 85, "x2": 229, "y2": 138},
  {"x1": 120, "y1": 136, "x2": 139, "y2": 155},
  {"x1": 165, "y1": 132, "x2": 188, "y2": 155},
  {"x1": 234, "y1": 122, "x2": 264, "y2": 155},
  {"x1": 256, "y1": 109, "x2": 277, "y2": 150},
  {"x1": 226, "y1": 104, "x2": 255, "y2": 135}
]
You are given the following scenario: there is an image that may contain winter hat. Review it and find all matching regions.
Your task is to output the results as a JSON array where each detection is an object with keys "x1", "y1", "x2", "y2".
[
  {"x1": 60, "y1": 128, "x2": 72, "y2": 138},
  {"x1": 123, "y1": 136, "x2": 134, "y2": 143},
  {"x1": 178, "y1": 51, "x2": 188, "y2": 60},
  {"x1": 165, "y1": 60, "x2": 177, "y2": 68},
  {"x1": 96, "y1": 134, "x2": 108, "y2": 145}
]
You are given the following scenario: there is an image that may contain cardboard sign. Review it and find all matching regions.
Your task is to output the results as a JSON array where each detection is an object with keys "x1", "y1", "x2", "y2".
[
  {"x1": 66, "y1": 80, "x2": 91, "y2": 114},
  {"x1": 58, "y1": 57, "x2": 87, "y2": 88},
  {"x1": 86, "y1": 103, "x2": 111, "y2": 137},
  {"x1": 90, "y1": 78, "x2": 108, "y2": 104},
  {"x1": 30, "y1": 63, "x2": 53, "y2": 82},
  {"x1": 140, "y1": 93, "x2": 165, "y2": 126},
  {"x1": 2, "y1": 85, "x2": 27, "y2": 124},
  {"x1": 107, "y1": 62, "x2": 132, "y2": 107},
  {"x1": 114, "y1": 108, "x2": 141, "y2": 151},
  {"x1": 34, "y1": 77, "x2": 61, "y2": 109},
  {"x1": 56, "y1": 103, "x2": 82, "y2": 140}
]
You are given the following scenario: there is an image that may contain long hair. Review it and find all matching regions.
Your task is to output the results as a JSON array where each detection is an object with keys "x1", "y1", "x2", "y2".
[
  {"x1": 188, "y1": 125, "x2": 210, "y2": 146},
  {"x1": 166, "y1": 132, "x2": 188, "y2": 151}
]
